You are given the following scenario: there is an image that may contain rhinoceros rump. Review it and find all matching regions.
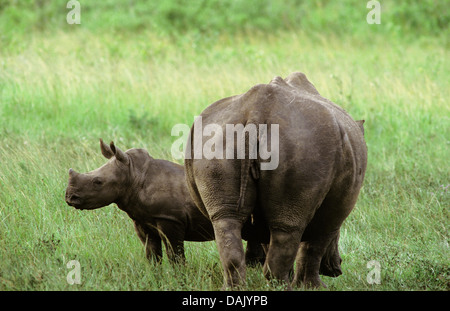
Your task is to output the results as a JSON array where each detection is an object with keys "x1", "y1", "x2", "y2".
[{"x1": 184, "y1": 72, "x2": 367, "y2": 288}]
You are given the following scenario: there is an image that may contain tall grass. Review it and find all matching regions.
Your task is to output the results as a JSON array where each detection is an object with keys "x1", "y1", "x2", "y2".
[
  {"x1": 0, "y1": 1, "x2": 448, "y2": 290},
  {"x1": 1, "y1": 0, "x2": 448, "y2": 40}
]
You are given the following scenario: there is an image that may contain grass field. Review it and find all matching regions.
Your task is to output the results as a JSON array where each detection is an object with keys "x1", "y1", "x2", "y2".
[{"x1": 0, "y1": 1, "x2": 448, "y2": 290}]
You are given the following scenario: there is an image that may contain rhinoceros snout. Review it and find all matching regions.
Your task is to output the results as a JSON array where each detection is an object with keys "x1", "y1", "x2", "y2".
[{"x1": 65, "y1": 192, "x2": 82, "y2": 207}]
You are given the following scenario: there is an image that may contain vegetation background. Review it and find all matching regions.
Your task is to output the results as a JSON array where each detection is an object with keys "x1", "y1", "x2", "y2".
[{"x1": 0, "y1": 0, "x2": 448, "y2": 290}]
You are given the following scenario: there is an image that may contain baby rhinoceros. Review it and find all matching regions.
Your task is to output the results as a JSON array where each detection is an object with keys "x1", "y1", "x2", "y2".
[{"x1": 65, "y1": 139, "x2": 215, "y2": 263}]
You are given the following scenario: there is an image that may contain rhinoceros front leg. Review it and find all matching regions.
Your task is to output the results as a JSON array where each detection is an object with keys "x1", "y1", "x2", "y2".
[
  {"x1": 157, "y1": 220, "x2": 186, "y2": 264},
  {"x1": 133, "y1": 221, "x2": 163, "y2": 263},
  {"x1": 212, "y1": 218, "x2": 246, "y2": 288}
]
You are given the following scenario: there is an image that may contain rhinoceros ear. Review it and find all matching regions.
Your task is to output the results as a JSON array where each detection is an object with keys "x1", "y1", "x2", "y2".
[
  {"x1": 356, "y1": 120, "x2": 365, "y2": 136},
  {"x1": 100, "y1": 138, "x2": 114, "y2": 159},
  {"x1": 110, "y1": 141, "x2": 129, "y2": 165}
]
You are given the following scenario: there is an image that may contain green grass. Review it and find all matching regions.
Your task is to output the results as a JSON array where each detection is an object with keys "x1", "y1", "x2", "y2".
[{"x1": 0, "y1": 1, "x2": 449, "y2": 290}]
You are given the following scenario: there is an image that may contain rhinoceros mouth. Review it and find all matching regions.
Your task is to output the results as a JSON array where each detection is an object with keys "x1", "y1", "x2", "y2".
[
  {"x1": 67, "y1": 198, "x2": 102, "y2": 210},
  {"x1": 65, "y1": 194, "x2": 83, "y2": 208},
  {"x1": 70, "y1": 203, "x2": 84, "y2": 209},
  {"x1": 67, "y1": 201, "x2": 82, "y2": 209}
]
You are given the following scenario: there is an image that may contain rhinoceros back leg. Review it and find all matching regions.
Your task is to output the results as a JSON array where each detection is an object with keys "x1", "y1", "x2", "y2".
[
  {"x1": 294, "y1": 189, "x2": 359, "y2": 287},
  {"x1": 294, "y1": 230, "x2": 340, "y2": 288},
  {"x1": 213, "y1": 218, "x2": 246, "y2": 288},
  {"x1": 319, "y1": 231, "x2": 342, "y2": 277},
  {"x1": 260, "y1": 192, "x2": 323, "y2": 287},
  {"x1": 260, "y1": 171, "x2": 334, "y2": 288},
  {"x1": 192, "y1": 159, "x2": 257, "y2": 288},
  {"x1": 263, "y1": 228, "x2": 303, "y2": 287}
]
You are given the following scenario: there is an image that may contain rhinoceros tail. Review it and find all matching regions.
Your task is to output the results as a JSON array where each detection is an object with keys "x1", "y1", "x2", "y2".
[
  {"x1": 236, "y1": 125, "x2": 260, "y2": 211},
  {"x1": 237, "y1": 159, "x2": 249, "y2": 211},
  {"x1": 237, "y1": 159, "x2": 260, "y2": 211}
]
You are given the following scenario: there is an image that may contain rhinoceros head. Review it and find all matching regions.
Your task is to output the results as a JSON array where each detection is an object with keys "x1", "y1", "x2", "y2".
[{"x1": 65, "y1": 139, "x2": 131, "y2": 210}]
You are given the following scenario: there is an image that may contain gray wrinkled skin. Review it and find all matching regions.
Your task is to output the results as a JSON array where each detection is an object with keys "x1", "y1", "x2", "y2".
[
  {"x1": 65, "y1": 140, "x2": 265, "y2": 265},
  {"x1": 65, "y1": 139, "x2": 216, "y2": 263},
  {"x1": 185, "y1": 72, "x2": 367, "y2": 288}
]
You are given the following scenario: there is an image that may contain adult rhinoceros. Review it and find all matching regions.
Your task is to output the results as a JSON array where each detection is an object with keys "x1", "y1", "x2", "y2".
[{"x1": 184, "y1": 72, "x2": 367, "y2": 288}]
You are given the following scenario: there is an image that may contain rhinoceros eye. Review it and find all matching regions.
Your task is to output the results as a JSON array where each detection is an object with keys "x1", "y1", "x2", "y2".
[{"x1": 92, "y1": 177, "x2": 103, "y2": 186}]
